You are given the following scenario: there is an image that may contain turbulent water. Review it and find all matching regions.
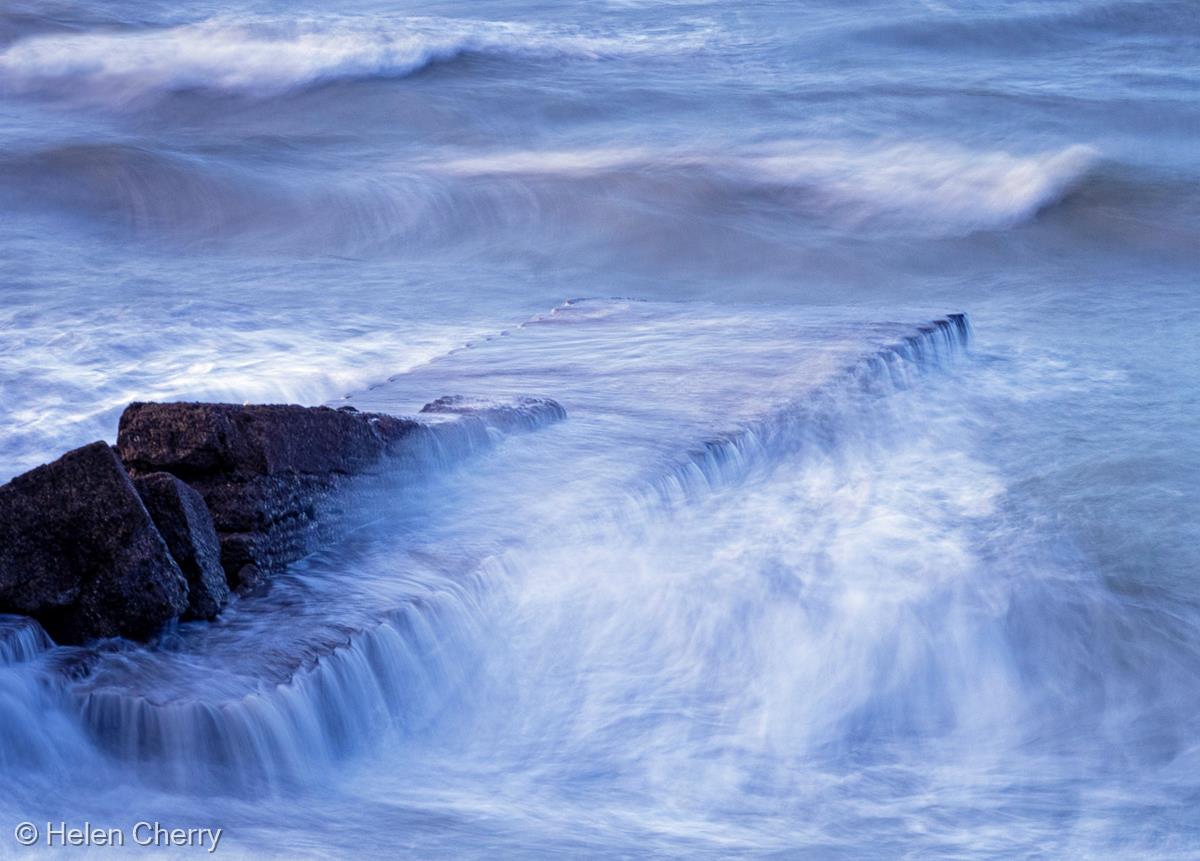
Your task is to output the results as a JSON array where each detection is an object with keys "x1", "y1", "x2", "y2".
[{"x1": 1, "y1": 0, "x2": 1199, "y2": 858}]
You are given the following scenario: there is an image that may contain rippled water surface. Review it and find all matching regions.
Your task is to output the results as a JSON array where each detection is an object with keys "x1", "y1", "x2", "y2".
[{"x1": 1, "y1": 0, "x2": 1199, "y2": 857}]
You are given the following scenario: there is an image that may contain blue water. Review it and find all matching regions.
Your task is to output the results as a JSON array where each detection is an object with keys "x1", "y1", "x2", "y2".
[{"x1": 1, "y1": 1, "x2": 1199, "y2": 857}]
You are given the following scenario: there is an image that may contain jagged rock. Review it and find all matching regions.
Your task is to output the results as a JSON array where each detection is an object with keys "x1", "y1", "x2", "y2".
[
  {"x1": 0, "y1": 442, "x2": 188, "y2": 644},
  {"x1": 0, "y1": 397, "x2": 565, "y2": 642},
  {"x1": 133, "y1": 472, "x2": 229, "y2": 621},
  {"x1": 118, "y1": 402, "x2": 416, "y2": 480},
  {"x1": 118, "y1": 402, "x2": 423, "y2": 590},
  {"x1": 118, "y1": 399, "x2": 565, "y2": 592}
]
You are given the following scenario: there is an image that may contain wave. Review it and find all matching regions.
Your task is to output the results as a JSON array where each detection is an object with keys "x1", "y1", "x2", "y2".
[
  {"x1": 438, "y1": 140, "x2": 1100, "y2": 234},
  {"x1": 0, "y1": 14, "x2": 709, "y2": 102},
  {"x1": 0, "y1": 138, "x2": 1098, "y2": 251}
]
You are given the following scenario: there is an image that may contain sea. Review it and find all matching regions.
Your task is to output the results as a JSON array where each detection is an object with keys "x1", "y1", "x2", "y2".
[{"x1": 1, "y1": 1, "x2": 1198, "y2": 857}]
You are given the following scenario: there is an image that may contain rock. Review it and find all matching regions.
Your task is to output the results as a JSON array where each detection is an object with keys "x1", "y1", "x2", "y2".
[
  {"x1": 0, "y1": 442, "x2": 188, "y2": 644},
  {"x1": 118, "y1": 402, "x2": 416, "y2": 480},
  {"x1": 118, "y1": 399, "x2": 566, "y2": 592},
  {"x1": 0, "y1": 397, "x2": 566, "y2": 642},
  {"x1": 133, "y1": 472, "x2": 229, "y2": 621},
  {"x1": 118, "y1": 403, "x2": 423, "y2": 591}
]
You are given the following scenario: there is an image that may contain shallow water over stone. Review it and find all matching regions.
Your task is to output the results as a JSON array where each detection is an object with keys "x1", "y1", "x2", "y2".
[{"x1": 2, "y1": 0, "x2": 1199, "y2": 857}]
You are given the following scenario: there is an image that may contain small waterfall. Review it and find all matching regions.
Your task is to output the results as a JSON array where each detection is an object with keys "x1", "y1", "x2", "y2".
[
  {"x1": 0, "y1": 619, "x2": 99, "y2": 776},
  {"x1": 393, "y1": 396, "x2": 567, "y2": 474},
  {"x1": 75, "y1": 584, "x2": 490, "y2": 795},
  {"x1": 0, "y1": 398, "x2": 565, "y2": 797},
  {"x1": 61, "y1": 403, "x2": 568, "y2": 796},
  {"x1": 644, "y1": 314, "x2": 971, "y2": 508},
  {"x1": 10, "y1": 316, "x2": 979, "y2": 800},
  {"x1": 0, "y1": 615, "x2": 52, "y2": 666}
]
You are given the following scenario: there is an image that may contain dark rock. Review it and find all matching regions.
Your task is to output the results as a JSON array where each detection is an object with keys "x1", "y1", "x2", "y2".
[
  {"x1": 118, "y1": 402, "x2": 419, "y2": 480},
  {"x1": 0, "y1": 442, "x2": 188, "y2": 644},
  {"x1": 118, "y1": 403, "x2": 422, "y2": 590},
  {"x1": 0, "y1": 397, "x2": 566, "y2": 642},
  {"x1": 133, "y1": 472, "x2": 229, "y2": 621},
  {"x1": 117, "y1": 399, "x2": 566, "y2": 593}
]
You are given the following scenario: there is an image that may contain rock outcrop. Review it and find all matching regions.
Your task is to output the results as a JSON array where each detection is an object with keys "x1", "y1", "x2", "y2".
[
  {"x1": 117, "y1": 402, "x2": 423, "y2": 591},
  {"x1": 133, "y1": 472, "x2": 229, "y2": 620},
  {"x1": 0, "y1": 396, "x2": 565, "y2": 644},
  {"x1": 0, "y1": 442, "x2": 188, "y2": 644},
  {"x1": 118, "y1": 398, "x2": 565, "y2": 591}
]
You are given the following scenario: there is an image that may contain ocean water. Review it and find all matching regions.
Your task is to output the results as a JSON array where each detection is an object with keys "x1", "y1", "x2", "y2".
[{"x1": 1, "y1": 0, "x2": 1199, "y2": 858}]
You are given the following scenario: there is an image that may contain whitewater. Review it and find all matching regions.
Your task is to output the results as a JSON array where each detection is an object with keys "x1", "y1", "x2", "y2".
[{"x1": 1, "y1": 0, "x2": 1198, "y2": 858}]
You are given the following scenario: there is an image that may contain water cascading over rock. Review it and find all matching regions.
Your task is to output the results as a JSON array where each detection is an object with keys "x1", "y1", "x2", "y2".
[{"x1": 0, "y1": 396, "x2": 566, "y2": 644}]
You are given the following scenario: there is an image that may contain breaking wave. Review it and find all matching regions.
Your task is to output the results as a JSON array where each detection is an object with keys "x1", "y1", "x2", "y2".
[
  {"x1": 0, "y1": 139, "x2": 1099, "y2": 253},
  {"x1": 0, "y1": 14, "x2": 710, "y2": 102},
  {"x1": 438, "y1": 140, "x2": 1099, "y2": 234}
]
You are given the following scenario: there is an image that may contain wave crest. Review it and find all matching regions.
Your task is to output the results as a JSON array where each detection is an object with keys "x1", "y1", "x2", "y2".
[
  {"x1": 0, "y1": 15, "x2": 708, "y2": 102},
  {"x1": 0, "y1": 138, "x2": 1099, "y2": 253},
  {"x1": 439, "y1": 141, "x2": 1099, "y2": 234}
]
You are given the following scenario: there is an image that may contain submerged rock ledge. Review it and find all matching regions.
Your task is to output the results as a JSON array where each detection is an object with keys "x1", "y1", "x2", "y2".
[{"x1": 0, "y1": 396, "x2": 565, "y2": 645}]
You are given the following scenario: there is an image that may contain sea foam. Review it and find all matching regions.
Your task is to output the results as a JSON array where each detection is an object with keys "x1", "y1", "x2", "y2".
[
  {"x1": 0, "y1": 15, "x2": 709, "y2": 102},
  {"x1": 439, "y1": 141, "x2": 1099, "y2": 234}
]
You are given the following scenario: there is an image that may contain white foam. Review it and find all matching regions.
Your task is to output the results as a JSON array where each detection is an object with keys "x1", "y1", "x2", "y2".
[
  {"x1": 437, "y1": 140, "x2": 1098, "y2": 234},
  {"x1": 0, "y1": 15, "x2": 709, "y2": 101},
  {"x1": 747, "y1": 140, "x2": 1098, "y2": 232},
  {"x1": 0, "y1": 317, "x2": 478, "y2": 484}
]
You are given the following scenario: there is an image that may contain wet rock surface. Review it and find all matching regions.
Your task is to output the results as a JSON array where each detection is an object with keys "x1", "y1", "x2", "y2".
[
  {"x1": 133, "y1": 472, "x2": 229, "y2": 620},
  {"x1": 118, "y1": 402, "x2": 419, "y2": 480},
  {"x1": 1, "y1": 397, "x2": 565, "y2": 643},
  {"x1": 0, "y1": 441, "x2": 188, "y2": 644},
  {"x1": 118, "y1": 402, "x2": 424, "y2": 590}
]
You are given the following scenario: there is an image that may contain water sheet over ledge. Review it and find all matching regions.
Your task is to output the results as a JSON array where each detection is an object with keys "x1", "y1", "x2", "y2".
[
  {"x1": 0, "y1": 300, "x2": 1071, "y2": 861},
  {"x1": 1, "y1": 301, "x2": 971, "y2": 787},
  {"x1": 348, "y1": 299, "x2": 970, "y2": 508}
]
